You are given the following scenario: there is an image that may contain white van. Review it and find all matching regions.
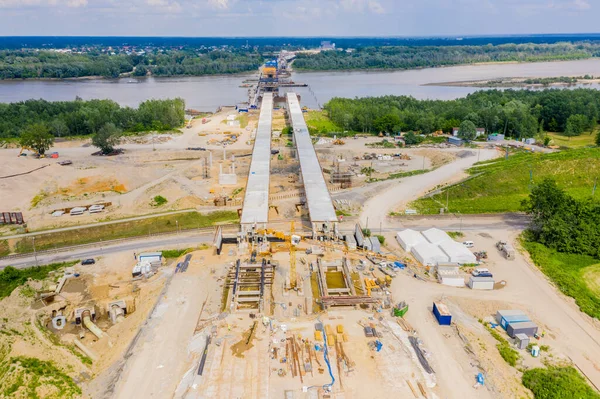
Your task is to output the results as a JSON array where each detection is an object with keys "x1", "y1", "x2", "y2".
[
  {"x1": 462, "y1": 241, "x2": 474, "y2": 248},
  {"x1": 472, "y1": 268, "x2": 492, "y2": 277}
]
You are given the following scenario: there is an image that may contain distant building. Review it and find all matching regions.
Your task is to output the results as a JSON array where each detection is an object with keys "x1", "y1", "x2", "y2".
[
  {"x1": 320, "y1": 41, "x2": 335, "y2": 50},
  {"x1": 453, "y1": 127, "x2": 486, "y2": 137},
  {"x1": 448, "y1": 136, "x2": 464, "y2": 146},
  {"x1": 487, "y1": 133, "x2": 505, "y2": 142}
]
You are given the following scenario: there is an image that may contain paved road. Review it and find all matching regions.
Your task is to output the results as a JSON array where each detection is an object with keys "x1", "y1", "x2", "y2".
[
  {"x1": 1, "y1": 209, "x2": 200, "y2": 240},
  {"x1": 0, "y1": 232, "x2": 214, "y2": 270}
]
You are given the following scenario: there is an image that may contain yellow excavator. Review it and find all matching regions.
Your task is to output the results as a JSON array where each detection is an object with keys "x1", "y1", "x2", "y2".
[{"x1": 256, "y1": 221, "x2": 300, "y2": 289}]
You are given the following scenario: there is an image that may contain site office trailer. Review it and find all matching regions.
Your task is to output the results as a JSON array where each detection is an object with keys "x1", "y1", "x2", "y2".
[
  {"x1": 432, "y1": 302, "x2": 452, "y2": 326},
  {"x1": 495, "y1": 310, "x2": 530, "y2": 330},
  {"x1": 507, "y1": 321, "x2": 538, "y2": 338}
]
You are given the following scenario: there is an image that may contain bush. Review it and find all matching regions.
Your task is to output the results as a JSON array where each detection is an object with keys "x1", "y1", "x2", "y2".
[
  {"x1": 0, "y1": 261, "x2": 78, "y2": 299},
  {"x1": 151, "y1": 195, "x2": 168, "y2": 206},
  {"x1": 362, "y1": 228, "x2": 371, "y2": 237},
  {"x1": 375, "y1": 235, "x2": 385, "y2": 244},
  {"x1": 522, "y1": 366, "x2": 600, "y2": 399},
  {"x1": 161, "y1": 248, "x2": 191, "y2": 259}
]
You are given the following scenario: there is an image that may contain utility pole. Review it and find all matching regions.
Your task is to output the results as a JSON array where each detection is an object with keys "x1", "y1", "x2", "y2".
[
  {"x1": 32, "y1": 236, "x2": 38, "y2": 267},
  {"x1": 593, "y1": 177, "x2": 598, "y2": 197},
  {"x1": 422, "y1": 156, "x2": 425, "y2": 171},
  {"x1": 176, "y1": 220, "x2": 179, "y2": 234},
  {"x1": 446, "y1": 189, "x2": 449, "y2": 211}
]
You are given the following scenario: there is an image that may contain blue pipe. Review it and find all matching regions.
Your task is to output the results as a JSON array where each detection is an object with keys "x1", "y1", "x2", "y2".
[{"x1": 320, "y1": 321, "x2": 335, "y2": 390}]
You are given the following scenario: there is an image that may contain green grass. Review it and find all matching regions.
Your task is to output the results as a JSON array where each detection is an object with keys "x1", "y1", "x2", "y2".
[
  {"x1": 161, "y1": 248, "x2": 192, "y2": 259},
  {"x1": 0, "y1": 261, "x2": 78, "y2": 300},
  {"x1": 411, "y1": 148, "x2": 600, "y2": 214},
  {"x1": 522, "y1": 240, "x2": 600, "y2": 320},
  {"x1": 304, "y1": 110, "x2": 344, "y2": 135},
  {"x1": 447, "y1": 231, "x2": 464, "y2": 239},
  {"x1": 485, "y1": 324, "x2": 520, "y2": 367},
  {"x1": 522, "y1": 366, "x2": 600, "y2": 399},
  {"x1": 335, "y1": 210, "x2": 351, "y2": 217},
  {"x1": 0, "y1": 356, "x2": 81, "y2": 398},
  {"x1": 546, "y1": 131, "x2": 598, "y2": 148},
  {"x1": 236, "y1": 114, "x2": 249, "y2": 128},
  {"x1": 0, "y1": 240, "x2": 8, "y2": 257},
  {"x1": 12, "y1": 211, "x2": 238, "y2": 254}
]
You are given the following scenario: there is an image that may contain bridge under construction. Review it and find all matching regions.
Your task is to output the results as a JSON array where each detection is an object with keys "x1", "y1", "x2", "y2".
[{"x1": 239, "y1": 92, "x2": 338, "y2": 238}]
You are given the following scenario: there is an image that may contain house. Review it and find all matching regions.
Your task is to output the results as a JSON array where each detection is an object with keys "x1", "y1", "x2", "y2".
[
  {"x1": 487, "y1": 133, "x2": 505, "y2": 142},
  {"x1": 453, "y1": 127, "x2": 486, "y2": 137}
]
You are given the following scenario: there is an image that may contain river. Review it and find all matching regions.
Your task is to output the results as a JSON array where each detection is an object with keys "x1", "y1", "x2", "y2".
[{"x1": 3, "y1": 59, "x2": 600, "y2": 111}]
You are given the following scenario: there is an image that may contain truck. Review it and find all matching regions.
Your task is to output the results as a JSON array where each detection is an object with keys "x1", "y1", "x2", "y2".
[{"x1": 496, "y1": 241, "x2": 515, "y2": 260}]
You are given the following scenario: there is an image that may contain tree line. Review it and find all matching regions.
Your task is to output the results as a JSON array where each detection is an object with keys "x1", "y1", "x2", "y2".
[
  {"x1": 294, "y1": 43, "x2": 600, "y2": 71},
  {"x1": 0, "y1": 98, "x2": 185, "y2": 140},
  {"x1": 523, "y1": 179, "x2": 600, "y2": 258},
  {"x1": 0, "y1": 49, "x2": 262, "y2": 79},
  {"x1": 324, "y1": 88, "x2": 600, "y2": 138}
]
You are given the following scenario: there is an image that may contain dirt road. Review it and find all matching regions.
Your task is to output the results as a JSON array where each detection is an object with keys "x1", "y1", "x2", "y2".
[{"x1": 359, "y1": 148, "x2": 499, "y2": 228}]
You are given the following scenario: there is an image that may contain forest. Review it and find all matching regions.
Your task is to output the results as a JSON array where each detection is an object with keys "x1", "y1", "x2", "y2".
[
  {"x1": 0, "y1": 49, "x2": 262, "y2": 79},
  {"x1": 323, "y1": 88, "x2": 600, "y2": 137},
  {"x1": 293, "y1": 43, "x2": 600, "y2": 71},
  {"x1": 0, "y1": 98, "x2": 185, "y2": 138}
]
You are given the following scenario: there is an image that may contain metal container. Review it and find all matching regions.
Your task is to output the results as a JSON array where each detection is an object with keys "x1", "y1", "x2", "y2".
[
  {"x1": 496, "y1": 310, "x2": 530, "y2": 330},
  {"x1": 507, "y1": 321, "x2": 538, "y2": 338},
  {"x1": 433, "y1": 302, "x2": 452, "y2": 326},
  {"x1": 515, "y1": 333, "x2": 530, "y2": 350},
  {"x1": 468, "y1": 276, "x2": 494, "y2": 290}
]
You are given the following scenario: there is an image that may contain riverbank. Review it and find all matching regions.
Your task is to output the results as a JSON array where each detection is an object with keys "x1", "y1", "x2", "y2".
[{"x1": 425, "y1": 75, "x2": 600, "y2": 88}]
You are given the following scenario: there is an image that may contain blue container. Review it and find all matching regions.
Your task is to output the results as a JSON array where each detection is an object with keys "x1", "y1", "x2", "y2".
[{"x1": 433, "y1": 302, "x2": 452, "y2": 326}]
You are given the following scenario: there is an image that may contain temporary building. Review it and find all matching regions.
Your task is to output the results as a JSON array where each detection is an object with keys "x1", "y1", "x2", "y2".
[
  {"x1": 411, "y1": 242, "x2": 449, "y2": 266},
  {"x1": 436, "y1": 263, "x2": 464, "y2": 287},
  {"x1": 468, "y1": 276, "x2": 495, "y2": 290},
  {"x1": 369, "y1": 237, "x2": 381, "y2": 254},
  {"x1": 439, "y1": 241, "x2": 477, "y2": 264},
  {"x1": 496, "y1": 310, "x2": 530, "y2": 330},
  {"x1": 515, "y1": 333, "x2": 530, "y2": 350},
  {"x1": 138, "y1": 252, "x2": 163, "y2": 264},
  {"x1": 507, "y1": 321, "x2": 538, "y2": 338},
  {"x1": 422, "y1": 228, "x2": 452, "y2": 246},
  {"x1": 69, "y1": 207, "x2": 86, "y2": 216},
  {"x1": 396, "y1": 229, "x2": 426, "y2": 252}
]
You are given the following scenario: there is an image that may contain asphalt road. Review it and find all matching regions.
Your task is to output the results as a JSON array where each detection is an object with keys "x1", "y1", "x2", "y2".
[
  {"x1": 0, "y1": 232, "x2": 214, "y2": 270},
  {"x1": 1, "y1": 215, "x2": 529, "y2": 270}
]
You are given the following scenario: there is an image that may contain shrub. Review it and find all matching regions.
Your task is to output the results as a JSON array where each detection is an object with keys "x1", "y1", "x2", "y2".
[
  {"x1": 523, "y1": 366, "x2": 600, "y2": 399},
  {"x1": 151, "y1": 195, "x2": 168, "y2": 206}
]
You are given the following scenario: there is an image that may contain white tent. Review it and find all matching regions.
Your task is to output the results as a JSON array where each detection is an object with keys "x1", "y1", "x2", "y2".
[
  {"x1": 396, "y1": 229, "x2": 426, "y2": 252},
  {"x1": 422, "y1": 228, "x2": 452, "y2": 245},
  {"x1": 439, "y1": 241, "x2": 477, "y2": 264},
  {"x1": 411, "y1": 242, "x2": 449, "y2": 266}
]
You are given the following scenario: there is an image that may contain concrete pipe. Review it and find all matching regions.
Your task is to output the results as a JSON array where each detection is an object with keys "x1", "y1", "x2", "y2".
[
  {"x1": 82, "y1": 310, "x2": 104, "y2": 339},
  {"x1": 109, "y1": 305, "x2": 125, "y2": 324}
]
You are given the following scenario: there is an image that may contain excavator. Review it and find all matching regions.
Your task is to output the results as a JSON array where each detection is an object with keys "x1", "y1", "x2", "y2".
[
  {"x1": 256, "y1": 220, "x2": 301, "y2": 289},
  {"x1": 18, "y1": 146, "x2": 43, "y2": 158}
]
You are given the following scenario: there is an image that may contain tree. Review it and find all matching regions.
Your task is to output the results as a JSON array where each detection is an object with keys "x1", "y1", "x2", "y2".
[
  {"x1": 458, "y1": 120, "x2": 477, "y2": 141},
  {"x1": 19, "y1": 123, "x2": 54, "y2": 155},
  {"x1": 564, "y1": 114, "x2": 588, "y2": 139},
  {"x1": 361, "y1": 166, "x2": 375, "y2": 179},
  {"x1": 92, "y1": 123, "x2": 122, "y2": 154},
  {"x1": 403, "y1": 132, "x2": 423, "y2": 145},
  {"x1": 49, "y1": 119, "x2": 69, "y2": 138}
]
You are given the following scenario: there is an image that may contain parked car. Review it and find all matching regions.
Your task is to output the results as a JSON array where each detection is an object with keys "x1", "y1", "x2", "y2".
[
  {"x1": 81, "y1": 259, "x2": 96, "y2": 265},
  {"x1": 472, "y1": 268, "x2": 492, "y2": 277},
  {"x1": 463, "y1": 241, "x2": 475, "y2": 248}
]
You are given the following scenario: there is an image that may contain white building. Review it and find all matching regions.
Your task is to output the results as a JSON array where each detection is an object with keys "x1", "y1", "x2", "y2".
[
  {"x1": 422, "y1": 228, "x2": 452, "y2": 246},
  {"x1": 438, "y1": 241, "x2": 477, "y2": 264},
  {"x1": 396, "y1": 229, "x2": 426, "y2": 252},
  {"x1": 411, "y1": 242, "x2": 449, "y2": 266}
]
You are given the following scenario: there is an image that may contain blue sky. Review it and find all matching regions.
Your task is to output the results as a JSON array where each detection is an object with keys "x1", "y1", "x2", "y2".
[{"x1": 0, "y1": 0, "x2": 596, "y2": 36}]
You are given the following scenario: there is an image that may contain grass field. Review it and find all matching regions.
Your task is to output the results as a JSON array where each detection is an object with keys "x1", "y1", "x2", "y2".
[
  {"x1": 0, "y1": 240, "x2": 8, "y2": 257},
  {"x1": 522, "y1": 240, "x2": 600, "y2": 320},
  {"x1": 304, "y1": 111, "x2": 344, "y2": 135},
  {"x1": 411, "y1": 148, "x2": 600, "y2": 214},
  {"x1": 547, "y1": 131, "x2": 597, "y2": 148},
  {"x1": 0, "y1": 261, "x2": 78, "y2": 299},
  {"x1": 11, "y1": 211, "x2": 238, "y2": 254}
]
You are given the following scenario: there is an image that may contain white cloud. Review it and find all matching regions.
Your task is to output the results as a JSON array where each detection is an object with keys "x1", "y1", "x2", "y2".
[
  {"x1": 209, "y1": 0, "x2": 230, "y2": 9},
  {"x1": 368, "y1": 0, "x2": 384, "y2": 14}
]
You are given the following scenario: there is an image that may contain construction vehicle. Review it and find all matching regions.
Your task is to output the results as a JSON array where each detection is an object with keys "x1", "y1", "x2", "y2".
[
  {"x1": 364, "y1": 278, "x2": 380, "y2": 296},
  {"x1": 18, "y1": 146, "x2": 43, "y2": 158},
  {"x1": 333, "y1": 139, "x2": 345, "y2": 145}
]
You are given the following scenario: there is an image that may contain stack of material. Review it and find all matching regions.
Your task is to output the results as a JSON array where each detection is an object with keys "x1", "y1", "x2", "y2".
[{"x1": 324, "y1": 325, "x2": 336, "y2": 346}]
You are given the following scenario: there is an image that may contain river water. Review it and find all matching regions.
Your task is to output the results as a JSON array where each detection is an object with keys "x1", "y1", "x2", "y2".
[{"x1": 3, "y1": 59, "x2": 600, "y2": 111}]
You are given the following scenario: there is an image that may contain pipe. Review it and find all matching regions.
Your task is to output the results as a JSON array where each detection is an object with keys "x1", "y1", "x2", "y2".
[
  {"x1": 319, "y1": 317, "x2": 335, "y2": 391},
  {"x1": 74, "y1": 339, "x2": 98, "y2": 361},
  {"x1": 82, "y1": 310, "x2": 104, "y2": 339}
]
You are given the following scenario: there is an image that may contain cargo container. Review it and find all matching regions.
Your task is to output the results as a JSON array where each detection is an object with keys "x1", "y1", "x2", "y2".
[
  {"x1": 515, "y1": 333, "x2": 530, "y2": 350},
  {"x1": 496, "y1": 310, "x2": 530, "y2": 330},
  {"x1": 507, "y1": 321, "x2": 538, "y2": 338},
  {"x1": 468, "y1": 276, "x2": 495, "y2": 290},
  {"x1": 433, "y1": 302, "x2": 452, "y2": 325},
  {"x1": 69, "y1": 207, "x2": 86, "y2": 216}
]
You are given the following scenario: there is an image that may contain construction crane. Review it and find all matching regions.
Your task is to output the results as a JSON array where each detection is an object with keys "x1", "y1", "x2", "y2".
[{"x1": 289, "y1": 220, "x2": 297, "y2": 289}]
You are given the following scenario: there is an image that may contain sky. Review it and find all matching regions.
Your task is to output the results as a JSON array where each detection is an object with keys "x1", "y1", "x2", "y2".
[{"x1": 0, "y1": 0, "x2": 597, "y2": 37}]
